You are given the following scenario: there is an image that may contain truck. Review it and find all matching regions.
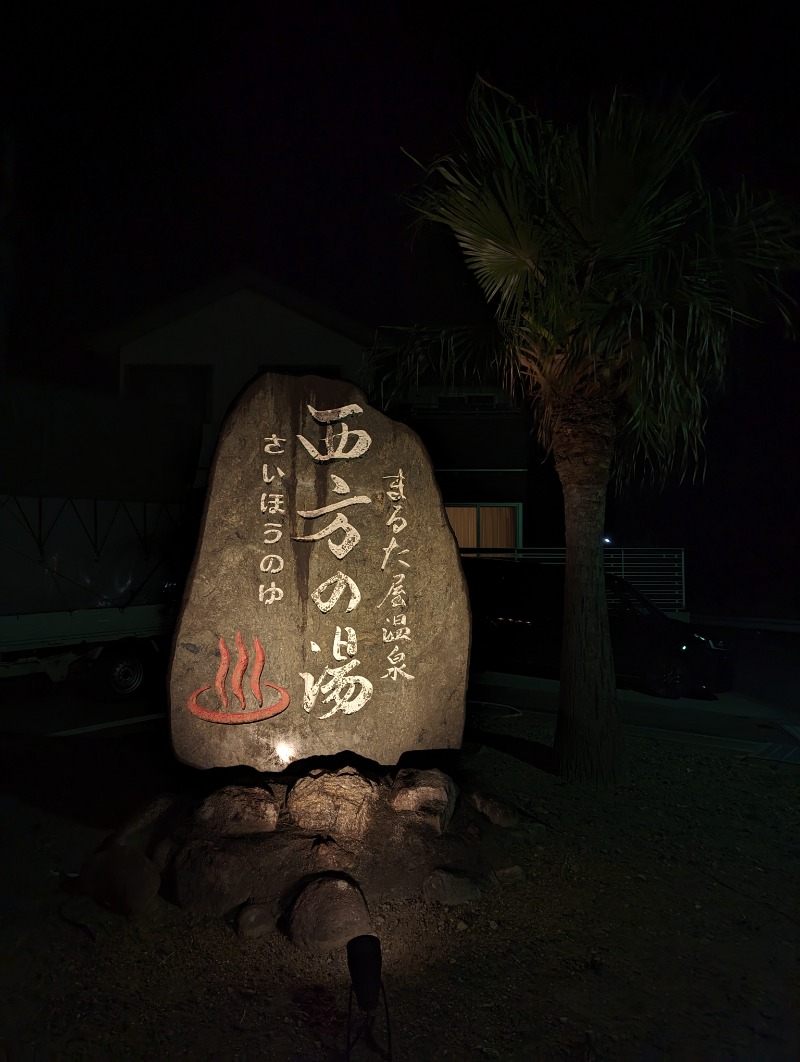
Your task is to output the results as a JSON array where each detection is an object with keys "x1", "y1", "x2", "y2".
[{"x1": 0, "y1": 378, "x2": 202, "y2": 695}]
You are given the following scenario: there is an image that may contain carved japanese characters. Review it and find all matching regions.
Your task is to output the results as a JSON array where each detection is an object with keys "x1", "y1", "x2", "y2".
[{"x1": 169, "y1": 374, "x2": 469, "y2": 770}]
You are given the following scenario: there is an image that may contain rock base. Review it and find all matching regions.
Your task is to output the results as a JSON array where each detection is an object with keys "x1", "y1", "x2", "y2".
[{"x1": 79, "y1": 764, "x2": 540, "y2": 952}]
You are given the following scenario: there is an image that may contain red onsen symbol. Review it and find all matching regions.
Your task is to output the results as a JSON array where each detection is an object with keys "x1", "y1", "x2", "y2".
[{"x1": 188, "y1": 631, "x2": 290, "y2": 724}]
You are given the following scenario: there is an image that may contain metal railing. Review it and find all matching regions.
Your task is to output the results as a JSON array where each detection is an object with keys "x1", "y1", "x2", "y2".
[{"x1": 461, "y1": 547, "x2": 686, "y2": 612}]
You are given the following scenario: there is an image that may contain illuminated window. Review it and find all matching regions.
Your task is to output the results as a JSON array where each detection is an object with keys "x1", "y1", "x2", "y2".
[{"x1": 445, "y1": 504, "x2": 520, "y2": 554}]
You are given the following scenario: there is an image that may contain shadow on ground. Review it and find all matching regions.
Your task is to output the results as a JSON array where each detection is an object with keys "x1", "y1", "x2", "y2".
[{"x1": 464, "y1": 726, "x2": 557, "y2": 773}]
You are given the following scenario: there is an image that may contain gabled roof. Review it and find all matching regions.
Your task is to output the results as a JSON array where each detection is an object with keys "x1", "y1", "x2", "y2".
[{"x1": 89, "y1": 270, "x2": 375, "y2": 352}]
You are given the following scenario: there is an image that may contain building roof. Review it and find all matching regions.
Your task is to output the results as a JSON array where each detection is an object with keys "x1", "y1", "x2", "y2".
[{"x1": 88, "y1": 270, "x2": 375, "y2": 353}]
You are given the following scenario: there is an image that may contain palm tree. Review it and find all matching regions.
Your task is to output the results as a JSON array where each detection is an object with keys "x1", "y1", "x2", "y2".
[{"x1": 370, "y1": 79, "x2": 799, "y2": 786}]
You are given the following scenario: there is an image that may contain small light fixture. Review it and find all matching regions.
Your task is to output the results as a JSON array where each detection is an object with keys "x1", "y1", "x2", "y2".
[{"x1": 346, "y1": 934, "x2": 392, "y2": 1059}]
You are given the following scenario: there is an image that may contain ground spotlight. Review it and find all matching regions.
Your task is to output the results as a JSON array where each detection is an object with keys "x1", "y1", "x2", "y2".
[{"x1": 345, "y1": 934, "x2": 392, "y2": 1060}]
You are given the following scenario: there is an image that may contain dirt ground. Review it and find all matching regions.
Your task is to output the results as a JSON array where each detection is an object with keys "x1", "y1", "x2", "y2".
[{"x1": 0, "y1": 707, "x2": 798, "y2": 1061}]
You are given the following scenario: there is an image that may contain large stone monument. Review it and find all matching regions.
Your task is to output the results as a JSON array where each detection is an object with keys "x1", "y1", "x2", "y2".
[{"x1": 169, "y1": 374, "x2": 469, "y2": 771}]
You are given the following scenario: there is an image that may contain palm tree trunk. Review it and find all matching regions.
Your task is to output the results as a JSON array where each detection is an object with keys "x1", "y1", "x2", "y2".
[{"x1": 551, "y1": 402, "x2": 625, "y2": 786}]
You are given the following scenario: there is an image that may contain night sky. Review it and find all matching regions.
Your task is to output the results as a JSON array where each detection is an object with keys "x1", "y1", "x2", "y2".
[{"x1": 3, "y1": 1, "x2": 799, "y2": 616}]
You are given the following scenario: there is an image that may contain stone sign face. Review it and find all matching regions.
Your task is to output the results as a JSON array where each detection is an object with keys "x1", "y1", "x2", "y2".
[{"x1": 169, "y1": 374, "x2": 469, "y2": 771}]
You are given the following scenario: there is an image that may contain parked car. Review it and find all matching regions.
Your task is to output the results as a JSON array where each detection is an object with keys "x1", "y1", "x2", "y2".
[{"x1": 462, "y1": 557, "x2": 734, "y2": 699}]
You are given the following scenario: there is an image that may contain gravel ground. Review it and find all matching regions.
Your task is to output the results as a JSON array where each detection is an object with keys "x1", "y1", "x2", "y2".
[{"x1": 0, "y1": 710, "x2": 798, "y2": 1061}]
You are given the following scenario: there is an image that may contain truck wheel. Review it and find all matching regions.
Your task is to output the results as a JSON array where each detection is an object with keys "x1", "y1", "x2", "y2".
[
  {"x1": 101, "y1": 644, "x2": 148, "y2": 697},
  {"x1": 644, "y1": 657, "x2": 685, "y2": 699}
]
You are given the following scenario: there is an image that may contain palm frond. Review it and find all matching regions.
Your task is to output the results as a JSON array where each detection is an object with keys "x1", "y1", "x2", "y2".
[
  {"x1": 383, "y1": 79, "x2": 800, "y2": 487},
  {"x1": 365, "y1": 322, "x2": 508, "y2": 409}
]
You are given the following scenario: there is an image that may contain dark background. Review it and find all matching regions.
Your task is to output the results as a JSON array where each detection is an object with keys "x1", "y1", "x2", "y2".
[{"x1": 2, "y1": 0, "x2": 798, "y2": 616}]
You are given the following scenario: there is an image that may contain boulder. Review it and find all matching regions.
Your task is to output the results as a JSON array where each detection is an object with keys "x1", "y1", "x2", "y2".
[
  {"x1": 288, "y1": 875, "x2": 375, "y2": 952},
  {"x1": 421, "y1": 868, "x2": 483, "y2": 906},
  {"x1": 388, "y1": 768, "x2": 458, "y2": 834},
  {"x1": 236, "y1": 902, "x2": 276, "y2": 939},
  {"x1": 110, "y1": 793, "x2": 182, "y2": 852},
  {"x1": 307, "y1": 836, "x2": 358, "y2": 873},
  {"x1": 286, "y1": 767, "x2": 378, "y2": 839},
  {"x1": 466, "y1": 790, "x2": 522, "y2": 829},
  {"x1": 192, "y1": 784, "x2": 282, "y2": 836},
  {"x1": 493, "y1": 864, "x2": 527, "y2": 885},
  {"x1": 172, "y1": 840, "x2": 253, "y2": 918},
  {"x1": 169, "y1": 373, "x2": 469, "y2": 771}
]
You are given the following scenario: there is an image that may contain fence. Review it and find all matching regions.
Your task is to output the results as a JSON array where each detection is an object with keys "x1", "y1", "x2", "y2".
[{"x1": 462, "y1": 547, "x2": 686, "y2": 612}]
